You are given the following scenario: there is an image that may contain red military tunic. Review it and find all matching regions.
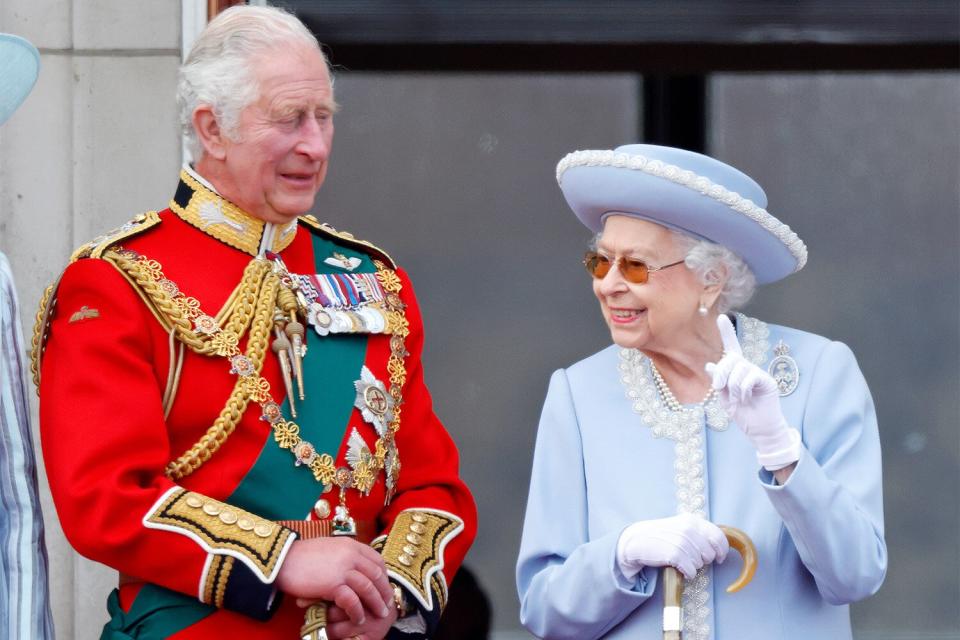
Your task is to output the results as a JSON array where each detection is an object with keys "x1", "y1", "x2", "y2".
[{"x1": 35, "y1": 170, "x2": 477, "y2": 638}]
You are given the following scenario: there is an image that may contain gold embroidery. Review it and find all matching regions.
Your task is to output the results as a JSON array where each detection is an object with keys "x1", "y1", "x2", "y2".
[
  {"x1": 30, "y1": 281, "x2": 57, "y2": 392},
  {"x1": 70, "y1": 211, "x2": 162, "y2": 262},
  {"x1": 202, "y1": 554, "x2": 235, "y2": 606},
  {"x1": 214, "y1": 556, "x2": 234, "y2": 608},
  {"x1": 299, "y1": 215, "x2": 396, "y2": 269},
  {"x1": 431, "y1": 572, "x2": 448, "y2": 611},
  {"x1": 145, "y1": 489, "x2": 293, "y2": 582},
  {"x1": 382, "y1": 510, "x2": 464, "y2": 612},
  {"x1": 201, "y1": 556, "x2": 218, "y2": 604},
  {"x1": 171, "y1": 170, "x2": 296, "y2": 256},
  {"x1": 68, "y1": 306, "x2": 100, "y2": 323}
]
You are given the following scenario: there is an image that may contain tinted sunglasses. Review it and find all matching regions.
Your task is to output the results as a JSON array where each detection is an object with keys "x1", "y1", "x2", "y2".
[{"x1": 583, "y1": 251, "x2": 686, "y2": 284}]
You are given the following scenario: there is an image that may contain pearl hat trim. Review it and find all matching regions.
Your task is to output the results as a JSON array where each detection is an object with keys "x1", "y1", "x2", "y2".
[{"x1": 557, "y1": 149, "x2": 807, "y2": 274}]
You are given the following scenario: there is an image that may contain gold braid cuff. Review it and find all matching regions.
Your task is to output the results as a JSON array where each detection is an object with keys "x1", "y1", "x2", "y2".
[
  {"x1": 144, "y1": 487, "x2": 295, "y2": 583},
  {"x1": 202, "y1": 555, "x2": 235, "y2": 607},
  {"x1": 381, "y1": 509, "x2": 464, "y2": 613}
]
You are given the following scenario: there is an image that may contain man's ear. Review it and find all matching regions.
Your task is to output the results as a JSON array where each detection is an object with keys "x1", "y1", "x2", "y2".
[{"x1": 193, "y1": 105, "x2": 227, "y2": 160}]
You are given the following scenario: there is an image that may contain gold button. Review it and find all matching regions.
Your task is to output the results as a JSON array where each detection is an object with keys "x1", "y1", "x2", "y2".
[
  {"x1": 410, "y1": 523, "x2": 425, "y2": 534},
  {"x1": 202, "y1": 503, "x2": 221, "y2": 516},
  {"x1": 402, "y1": 544, "x2": 417, "y2": 556},
  {"x1": 237, "y1": 517, "x2": 255, "y2": 531},
  {"x1": 185, "y1": 495, "x2": 203, "y2": 508},
  {"x1": 406, "y1": 533, "x2": 422, "y2": 545},
  {"x1": 398, "y1": 554, "x2": 412, "y2": 567},
  {"x1": 254, "y1": 523, "x2": 274, "y2": 538},
  {"x1": 411, "y1": 513, "x2": 427, "y2": 523},
  {"x1": 219, "y1": 510, "x2": 238, "y2": 525}
]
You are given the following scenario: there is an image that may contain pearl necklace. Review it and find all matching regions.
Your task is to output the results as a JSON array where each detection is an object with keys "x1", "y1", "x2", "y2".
[{"x1": 650, "y1": 362, "x2": 716, "y2": 412}]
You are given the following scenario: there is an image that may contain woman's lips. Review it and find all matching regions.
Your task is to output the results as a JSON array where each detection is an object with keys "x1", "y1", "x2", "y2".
[{"x1": 608, "y1": 307, "x2": 646, "y2": 324}]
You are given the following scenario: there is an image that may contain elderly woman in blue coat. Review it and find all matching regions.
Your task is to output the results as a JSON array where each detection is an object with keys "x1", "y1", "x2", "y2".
[{"x1": 516, "y1": 144, "x2": 886, "y2": 640}]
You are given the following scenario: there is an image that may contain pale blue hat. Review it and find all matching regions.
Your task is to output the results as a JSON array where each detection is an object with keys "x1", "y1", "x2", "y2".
[
  {"x1": 0, "y1": 33, "x2": 40, "y2": 125},
  {"x1": 556, "y1": 144, "x2": 807, "y2": 284}
]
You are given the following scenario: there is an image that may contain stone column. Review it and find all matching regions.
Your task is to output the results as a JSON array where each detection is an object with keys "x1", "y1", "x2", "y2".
[{"x1": 0, "y1": 1, "x2": 181, "y2": 636}]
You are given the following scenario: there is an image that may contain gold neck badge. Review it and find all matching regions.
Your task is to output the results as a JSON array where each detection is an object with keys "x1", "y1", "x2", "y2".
[{"x1": 169, "y1": 169, "x2": 298, "y2": 256}]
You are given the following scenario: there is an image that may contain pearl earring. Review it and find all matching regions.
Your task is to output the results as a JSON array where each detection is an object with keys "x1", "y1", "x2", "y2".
[{"x1": 698, "y1": 302, "x2": 708, "y2": 316}]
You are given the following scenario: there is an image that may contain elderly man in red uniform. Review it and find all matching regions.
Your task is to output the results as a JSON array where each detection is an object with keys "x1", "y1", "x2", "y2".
[{"x1": 33, "y1": 6, "x2": 476, "y2": 639}]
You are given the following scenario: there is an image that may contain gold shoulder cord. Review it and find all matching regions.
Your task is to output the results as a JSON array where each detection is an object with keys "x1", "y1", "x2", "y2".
[{"x1": 30, "y1": 211, "x2": 162, "y2": 391}]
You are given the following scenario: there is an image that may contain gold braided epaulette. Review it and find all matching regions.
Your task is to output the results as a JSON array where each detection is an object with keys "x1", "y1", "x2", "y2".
[
  {"x1": 70, "y1": 211, "x2": 162, "y2": 262},
  {"x1": 30, "y1": 211, "x2": 162, "y2": 391},
  {"x1": 298, "y1": 215, "x2": 396, "y2": 269}
]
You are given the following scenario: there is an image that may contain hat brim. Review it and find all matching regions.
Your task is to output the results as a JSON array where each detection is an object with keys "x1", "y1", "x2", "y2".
[
  {"x1": 0, "y1": 34, "x2": 40, "y2": 126},
  {"x1": 558, "y1": 146, "x2": 806, "y2": 285}
]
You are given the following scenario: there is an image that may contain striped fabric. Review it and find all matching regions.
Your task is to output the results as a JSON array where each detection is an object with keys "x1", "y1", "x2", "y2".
[{"x1": 0, "y1": 252, "x2": 54, "y2": 639}]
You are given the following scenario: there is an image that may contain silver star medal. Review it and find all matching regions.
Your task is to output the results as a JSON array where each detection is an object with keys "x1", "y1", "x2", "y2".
[
  {"x1": 324, "y1": 251, "x2": 362, "y2": 271},
  {"x1": 353, "y1": 366, "x2": 394, "y2": 436},
  {"x1": 767, "y1": 339, "x2": 800, "y2": 396},
  {"x1": 345, "y1": 428, "x2": 377, "y2": 496},
  {"x1": 345, "y1": 428, "x2": 372, "y2": 468}
]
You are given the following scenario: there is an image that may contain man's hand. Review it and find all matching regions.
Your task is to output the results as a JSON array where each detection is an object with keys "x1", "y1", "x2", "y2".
[
  {"x1": 323, "y1": 601, "x2": 399, "y2": 640},
  {"x1": 276, "y1": 537, "x2": 393, "y2": 625}
]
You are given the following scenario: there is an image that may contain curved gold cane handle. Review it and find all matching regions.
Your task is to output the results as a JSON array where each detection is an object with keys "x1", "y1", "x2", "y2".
[
  {"x1": 300, "y1": 602, "x2": 329, "y2": 640},
  {"x1": 662, "y1": 525, "x2": 758, "y2": 639},
  {"x1": 718, "y1": 525, "x2": 757, "y2": 593}
]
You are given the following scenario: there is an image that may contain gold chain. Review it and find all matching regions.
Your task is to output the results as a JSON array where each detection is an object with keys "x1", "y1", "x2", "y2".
[{"x1": 105, "y1": 248, "x2": 409, "y2": 501}]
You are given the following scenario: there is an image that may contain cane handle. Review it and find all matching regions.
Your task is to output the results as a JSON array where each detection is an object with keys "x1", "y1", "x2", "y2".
[
  {"x1": 718, "y1": 525, "x2": 757, "y2": 593},
  {"x1": 661, "y1": 526, "x2": 757, "y2": 639}
]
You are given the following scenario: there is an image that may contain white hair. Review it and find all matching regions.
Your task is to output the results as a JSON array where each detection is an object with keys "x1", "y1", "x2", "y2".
[
  {"x1": 590, "y1": 225, "x2": 757, "y2": 313},
  {"x1": 671, "y1": 230, "x2": 756, "y2": 313},
  {"x1": 177, "y1": 5, "x2": 328, "y2": 159}
]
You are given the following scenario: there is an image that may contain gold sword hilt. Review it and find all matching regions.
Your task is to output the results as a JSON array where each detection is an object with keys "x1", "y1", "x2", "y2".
[
  {"x1": 662, "y1": 525, "x2": 757, "y2": 640},
  {"x1": 300, "y1": 602, "x2": 329, "y2": 640}
]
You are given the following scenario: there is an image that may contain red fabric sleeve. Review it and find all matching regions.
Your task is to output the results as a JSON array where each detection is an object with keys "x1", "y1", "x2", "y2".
[
  {"x1": 378, "y1": 268, "x2": 478, "y2": 581},
  {"x1": 39, "y1": 258, "x2": 290, "y2": 610}
]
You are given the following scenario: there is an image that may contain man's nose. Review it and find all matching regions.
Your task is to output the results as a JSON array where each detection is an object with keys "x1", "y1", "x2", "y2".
[{"x1": 296, "y1": 116, "x2": 331, "y2": 159}]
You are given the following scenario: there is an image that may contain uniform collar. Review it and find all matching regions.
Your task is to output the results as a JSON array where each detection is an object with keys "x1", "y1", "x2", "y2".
[{"x1": 169, "y1": 166, "x2": 298, "y2": 257}]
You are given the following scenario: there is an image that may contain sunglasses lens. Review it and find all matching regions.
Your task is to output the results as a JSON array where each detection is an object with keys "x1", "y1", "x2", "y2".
[
  {"x1": 620, "y1": 258, "x2": 649, "y2": 283},
  {"x1": 584, "y1": 252, "x2": 611, "y2": 279}
]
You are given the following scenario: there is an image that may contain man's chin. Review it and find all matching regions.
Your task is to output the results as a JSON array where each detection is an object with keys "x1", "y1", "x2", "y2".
[{"x1": 261, "y1": 198, "x2": 318, "y2": 225}]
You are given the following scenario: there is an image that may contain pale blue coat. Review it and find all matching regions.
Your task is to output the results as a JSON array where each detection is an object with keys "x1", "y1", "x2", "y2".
[{"x1": 516, "y1": 318, "x2": 886, "y2": 639}]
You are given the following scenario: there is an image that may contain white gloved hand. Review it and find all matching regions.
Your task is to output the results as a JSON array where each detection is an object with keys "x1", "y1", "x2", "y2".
[
  {"x1": 705, "y1": 315, "x2": 802, "y2": 470},
  {"x1": 616, "y1": 513, "x2": 729, "y2": 581}
]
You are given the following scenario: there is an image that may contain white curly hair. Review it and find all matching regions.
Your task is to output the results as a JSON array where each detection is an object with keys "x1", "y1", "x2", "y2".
[
  {"x1": 671, "y1": 231, "x2": 757, "y2": 312},
  {"x1": 177, "y1": 5, "x2": 330, "y2": 160}
]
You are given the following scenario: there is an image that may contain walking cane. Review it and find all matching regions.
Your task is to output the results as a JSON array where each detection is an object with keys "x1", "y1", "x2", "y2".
[{"x1": 662, "y1": 525, "x2": 757, "y2": 640}]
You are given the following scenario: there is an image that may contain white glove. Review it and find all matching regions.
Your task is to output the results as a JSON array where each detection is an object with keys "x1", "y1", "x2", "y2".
[
  {"x1": 705, "y1": 315, "x2": 802, "y2": 470},
  {"x1": 616, "y1": 513, "x2": 729, "y2": 581}
]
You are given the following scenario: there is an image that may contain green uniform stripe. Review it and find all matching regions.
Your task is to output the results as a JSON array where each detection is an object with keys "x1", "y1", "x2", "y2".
[
  {"x1": 227, "y1": 234, "x2": 374, "y2": 518},
  {"x1": 101, "y1": 587, "x2": 213, "y2": 639}
]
